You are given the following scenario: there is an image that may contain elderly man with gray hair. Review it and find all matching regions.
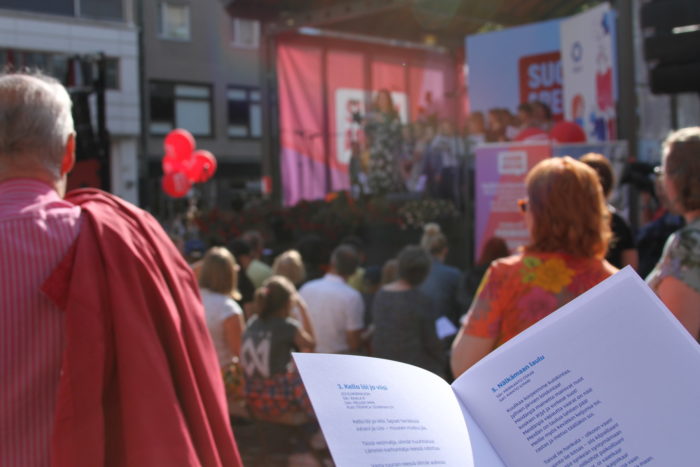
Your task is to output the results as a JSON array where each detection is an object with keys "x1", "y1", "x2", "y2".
[{"x1": 0, "y1": 72, "x2": 241, "y2": 467}]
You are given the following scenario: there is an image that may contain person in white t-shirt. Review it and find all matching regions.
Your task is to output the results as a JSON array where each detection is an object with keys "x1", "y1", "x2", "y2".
[
  {"x1": 198, "y1": 247, "x2": 246, "y2": 413},
  {"x1": 299, "y1": 245, "x2": 365, "y2": 354}
]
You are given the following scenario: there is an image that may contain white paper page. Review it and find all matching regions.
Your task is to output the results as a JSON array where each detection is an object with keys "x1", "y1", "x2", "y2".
[
  {"x1": 452, "y1": 268, "x2": 700, "y2": 467},
  {"x1": 294, "y1": 353, "x2": 475, "y2": 467},
  {"x1": 455, "y1": 397, "x2": 506, "y2": 466},
  {"x1": 436, "y1": 316, "x2": 459, "y2": 339}
]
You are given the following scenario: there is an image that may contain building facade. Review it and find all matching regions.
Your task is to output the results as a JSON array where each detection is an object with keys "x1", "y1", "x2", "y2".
[
  {"x1": 140, "y1": 0, "x2": 264, "y2": 213},
  {"x1": 0, "y1": 0, "x2": 140, "y2": 204}
]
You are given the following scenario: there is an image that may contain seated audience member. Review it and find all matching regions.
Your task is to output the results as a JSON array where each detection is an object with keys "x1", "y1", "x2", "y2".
[
  {"x1": 296, "y1": 233, "x2": 329, "y2": 284},
  {"x1": 458, "y1": 236, "x2": 510, "y2": 313},
  {"x1": 361, "y1": 265, "x2": 382, "y2": 327},
  {"x1": 451, "y1": 157, "x2": 617, "y2": 377},
  {"x1": 381, "y1": 258, "x2": 399, "y2": 285},
  {"x1": 372, "y1": 246, "x2": 446, "y2": 379},
  {"x1": 636, "y1": 170, "x2": 685, "y2": 277},
  {"x1": 272, "y1": 249, "x2": 306, "y2": 287},
  {"x1": 419, "y1": 223, "x2": 462, "y2": 328},
  {"x1": 299, "y1": 245, "x2": 365, "y2": 354},
  {"x1": 531, "y1": 101, "x2": 553, "y2": 131},
  {"x1": 340, "y1": 235, "x2": 367, "y2": 293},
  {"x1": 0, "y1": 72, "x2": 240, "y2": 466},
  {"x1": 240, "y1": 275, "x2": 320, "y2": 462},
  {"x1": 240, "y1": 276, "x2": 315, "y2": 418},
  {"x1": 229, "y1": 238, "x2": 256, "y2": 318},
  {"x1": 485, "y1": 108, "x2": 509, "y2": 143},
  {"x1": 272, "y1": 249, "x2": 312, "y2": 323},
  {"x1": 242, "y1": 229, "x2": 273, "y2": 289},
  {"x1": 199, "y1": 247, "x2": 246, "y2": 415},
  {"x1": 513, "y1": 102, "x2": 548, "y2": 142},
  {"x1": 580, "y1": 152, "x2": 638, "y2": 270},
  {"x1": 647, "y1": 127, "x2": 700, "y2": 340}
]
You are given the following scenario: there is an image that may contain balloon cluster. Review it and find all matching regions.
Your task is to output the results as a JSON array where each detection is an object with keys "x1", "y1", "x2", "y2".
[{"x1": 161, "y1": 129, "x2": 217, "y2": 198}]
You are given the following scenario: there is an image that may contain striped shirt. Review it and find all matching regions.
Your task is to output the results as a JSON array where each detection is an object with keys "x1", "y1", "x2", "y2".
[{"x1": 0, "y1": 178, "x2": 81, "y2": 467}]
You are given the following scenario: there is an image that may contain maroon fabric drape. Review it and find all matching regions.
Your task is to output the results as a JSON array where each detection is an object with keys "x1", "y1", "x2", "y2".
[{"x1": 43, "y1": 189, "x2": 241, "y2": 467}]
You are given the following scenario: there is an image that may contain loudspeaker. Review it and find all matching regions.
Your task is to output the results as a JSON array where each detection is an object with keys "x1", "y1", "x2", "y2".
[{"x1": 640, "y1": 0, "x2": 700, "y2": 94}]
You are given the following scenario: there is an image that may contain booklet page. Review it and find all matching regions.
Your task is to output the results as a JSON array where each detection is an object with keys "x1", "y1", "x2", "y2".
[
  {"x1": 294, "y1": 353, "x2": 477, "y2": 467},
  {"x1": 452, "y1": 268, "x2": 700, "y2": 467}
]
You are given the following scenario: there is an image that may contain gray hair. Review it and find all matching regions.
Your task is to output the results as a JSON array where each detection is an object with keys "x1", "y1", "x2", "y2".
[
  {"x1": 330, "y1": 244, "x2": 359, "y2": 277},
  {"x1": 0, "y1": 72, "x2": 74, "y2": 178}
]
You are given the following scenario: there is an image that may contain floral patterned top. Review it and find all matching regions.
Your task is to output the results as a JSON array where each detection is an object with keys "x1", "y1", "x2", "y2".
[
  {"x1": 364, "y1": 110, "x2": 404, "y2": 194},
  {"x1": 461, "y1": 252, "x2": 617, "y2": 346},
  {"x1": 647, "y1": 218, "x2": 700, "y2": 294}
]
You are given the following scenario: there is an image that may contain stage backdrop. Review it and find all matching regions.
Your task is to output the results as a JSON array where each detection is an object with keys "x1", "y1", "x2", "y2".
[
  {"x1": 560, "y1": 3, "x2": 617, "y2": 141},
  {"x1": 466, "y1": 2, "x2": 616, "y2": 141},
  {"x1": 277, "y1": 34, "x2": 461, "y2": 205},
  {"x1": 466, "y1": 19, "x2": 562, "y2": 120}
]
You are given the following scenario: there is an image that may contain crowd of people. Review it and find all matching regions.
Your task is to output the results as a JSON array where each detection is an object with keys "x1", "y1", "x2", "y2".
[
  {"x1": 2, "y1": 70, "x2": 700, "y2": 466},
  {"x1": 355, "y1": 89, "x2": 471, "y2": 206},
  {"x1": 354, "y1": 89, "x2": 587, "y2": 211}
]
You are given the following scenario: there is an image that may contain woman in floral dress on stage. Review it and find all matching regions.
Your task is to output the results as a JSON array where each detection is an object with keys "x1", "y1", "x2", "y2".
[{"x1": 364, "y1": 89, "x2": 405, "y2": 195}]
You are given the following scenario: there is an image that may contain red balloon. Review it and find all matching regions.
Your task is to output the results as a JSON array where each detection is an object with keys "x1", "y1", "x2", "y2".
[
  {"x1": 186, "y1": 150, "x2": 217, "y2": 183},
  {"x1": 162, "y1": 152, "x2": 182, "y2": 175},
  {"x1": 162, "y1": 171, "x2": 192, "y2": 198},
  {"x1": 164, "y1": 129, "x2": 195, "y2": 162}
]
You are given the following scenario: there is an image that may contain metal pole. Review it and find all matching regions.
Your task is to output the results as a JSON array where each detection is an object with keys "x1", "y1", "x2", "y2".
[
  {"x1": 136, "y1": 0, "x2": 150, "y2": 209},
  {"x1": 262, "y1": 28, "x2": 282, "y2": 205},
  {"x1": 615, "y1": 0, "x2": 639, "y2": 230},
  {"x1": 321, "y1": 47, "x2": 333, "y2": 194},
  {"x1": 95, "y1": 53, "x2": 111, "y2": 192}
]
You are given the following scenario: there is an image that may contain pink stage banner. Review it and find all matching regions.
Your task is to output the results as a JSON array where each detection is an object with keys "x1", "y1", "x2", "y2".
[
  {"x1": 277, "y1": 36, "x2": 460, "y2": 206},
  {"x1": 474, "y1": 142, "x2": 552, "y2": 258}
]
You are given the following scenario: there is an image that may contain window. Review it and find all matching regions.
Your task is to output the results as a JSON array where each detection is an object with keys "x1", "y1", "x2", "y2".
[
  {"x1": 230, "y1": 18, "x2": 260, "y2": 49},
  {"x1": 159, "y1": 2, "x2": 190, "y2": 41},
  {"x1": 0, "y1": 49, "x2": 118, "y2": 90},
  {"x1": 79, "y1": 0, "x2": 124, "y2": 21},
  {"x1": 150, "y1": 81, "x2": 212, "y2": 136},
  {"x1": 227, "y1": 87, "x2": 261, "y2": 138},
  {"x1": 103, "y1": 58, "x2": 120, "y2": 90},
  {"x1": 0, "y1": 0, "x2": 73, "y2": 16}
]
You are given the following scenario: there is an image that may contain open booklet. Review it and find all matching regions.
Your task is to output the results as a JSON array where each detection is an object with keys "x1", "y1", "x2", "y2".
[{"x1": 293, "y1": 267, "x2": 700, "y2": 466}]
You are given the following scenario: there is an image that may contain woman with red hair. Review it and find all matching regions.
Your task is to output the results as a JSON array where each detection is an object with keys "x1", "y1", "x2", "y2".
[{"x1": 451, "y1": 156, "x2": 617, "y2": 377}]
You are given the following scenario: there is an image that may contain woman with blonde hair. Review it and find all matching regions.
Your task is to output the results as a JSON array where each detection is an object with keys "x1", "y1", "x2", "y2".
[
  {"x1": 198, "y1": 247, "x2": 246, "y2": 412},
  {"x1": 272, "y1": 249, "x2": 306, "y2": 287},
  {"x1": 451, "y1": 157, "x2": 617, "y2": 377},
  {"x1": 272, "y1": 249, "x2": 311, "y2": 324}
]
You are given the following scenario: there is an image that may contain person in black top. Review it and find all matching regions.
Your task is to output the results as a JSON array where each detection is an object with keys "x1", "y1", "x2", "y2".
[
  {"x1": 229, "y1": 239, "x2": 257, "y2": 318},
  {"x1": 372, "y1": 245, "x2": 445, "y2": 379},
  {"x1": 581, "y1": 153, "x2": 638, "y2": 269}
]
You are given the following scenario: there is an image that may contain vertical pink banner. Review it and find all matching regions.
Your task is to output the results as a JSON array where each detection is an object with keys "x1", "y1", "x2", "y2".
[
  {"x1": 474, "y1": 143, "x2": 552, "y2": 258},
  {"x1": 327, "y1": 50, "x2": 365, "y2": 193}
]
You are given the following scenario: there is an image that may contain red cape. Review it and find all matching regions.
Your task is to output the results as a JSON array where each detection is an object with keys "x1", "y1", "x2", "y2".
[{"x1": 42, "y1": 189, "x2": 241, "y2": 467}]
